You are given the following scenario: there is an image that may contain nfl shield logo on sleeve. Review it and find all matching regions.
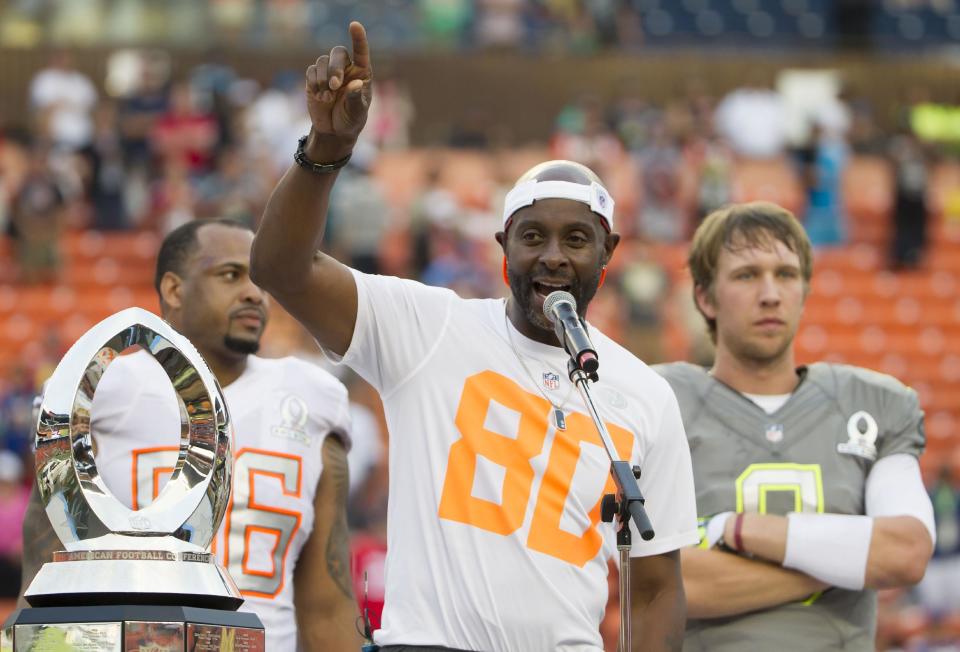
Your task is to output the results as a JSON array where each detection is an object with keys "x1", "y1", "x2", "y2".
[{"x1": 543, "y1": 372, "x2": 560, "y2": 391}]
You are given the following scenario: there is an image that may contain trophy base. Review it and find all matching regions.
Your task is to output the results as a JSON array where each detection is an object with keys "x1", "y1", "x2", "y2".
[
  {"x1": 2, "y1": 605, "x2": 264, "y2": 652},
  {"x1": 25, "y1": 554, "x2": 243, "y2": 611}
]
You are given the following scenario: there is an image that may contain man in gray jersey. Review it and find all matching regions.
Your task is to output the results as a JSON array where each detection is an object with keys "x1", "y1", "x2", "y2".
[{"x1": 656, "y1": 201, "x2": 936, "y2": 651}]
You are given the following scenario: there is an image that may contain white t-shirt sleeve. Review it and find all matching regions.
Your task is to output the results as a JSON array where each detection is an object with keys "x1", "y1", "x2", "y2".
[
  {"x1": 336, "y1": 269, "x2": 456, "y2": 396},
  {"x1": 628, "y1": 385, "x2": 700, "y2": 557}
]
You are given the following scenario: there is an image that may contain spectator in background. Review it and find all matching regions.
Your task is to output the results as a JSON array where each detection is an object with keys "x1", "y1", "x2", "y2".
[
  {"x1": 149, "y1": 161, "x2": 196, "y2": 234},
  {"x1": 0, "y1": 365, "x2": 36, "y2": 459},
  {"x1": 190, "y1": 52, "x2": 239, "y2": 149},
  {"x1": 551, "y1": 95, "x2": 623, "y2": 180},
  {"x1": 366, "y1": 78, "x2": 415, "y2": 150},
  {"x1": 0, "y1": 450, "x2": 28, "y2": 598},
  {"x1": 244, "y1": 71, "x2": 310, "y2": 176},
  {"x1": 801, "y1": 120, "x2": 848, "y2": 247},
  {"x1": 889, "y1": 130, "x2": 930, "y2": 270},
  {"x1": 0, "y1": 128, "x2": 31, "y2": 239},
  {"x1": 915, "y1": 455, "x2": 960, "y2": 621},
  {"x1": 29, "y1": 51, "x2": 98, "y2": 152},
  {"x1": 350, "y1": 518, "x2": 388, "y2": 636},
  {"x1": 714, "y1": 75, "x2": 787, "y2": 159},
  {"x1": 194, "y1": 144, "x2": 267, "y2": 227},
  {"x1": 635, "y1": 121, "x2": 684, "y2": 242},
  {"x1": 475, "y1": 0, "x2": 525, "y2": 49},
  {"x1": 9, "y1": 144, "x2": 65, "y2": 284},
  {"x1": 117, "y1": 54, "x2": 170, "y2": 170},
  {"x1": 408, "y1": 157, "x2": 461, "y2": 277},
  {"x1": 151, "y1": 82, "x2": 219, "y2": 175},
  {"x1": 847, "y1": 99, "x2": 886, "y2": 156},
  {"x1": 618, "y1": 246, "x2": 670, "y2": 363},
  {"x1": 419, "y1": 0, "x2": 473, "y2": 49},
  {"x1": 583, "y1": 0, "x2": 620, "y2": 48},
  {"x1": 85, "y1": 102, "x2": 129, "y2": 231},
  {"x1": 607, "y1": 89, "x2": 658, "y2": 154},
  {"x1": 327, "y1": 142, "x2": 389, "y2": 274},
  {"x1": 689, "y1": 128, "x2": 733, "y2": 225}
]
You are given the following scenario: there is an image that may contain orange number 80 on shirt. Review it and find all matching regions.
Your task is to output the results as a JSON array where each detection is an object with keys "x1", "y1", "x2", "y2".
[{"x1": 438, "y1": 371, "x2": 634, "y2": 567}]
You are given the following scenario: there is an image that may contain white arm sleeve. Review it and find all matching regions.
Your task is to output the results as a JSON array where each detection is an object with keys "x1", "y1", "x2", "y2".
[
  {"x1": 782, "y1": 453, "x2": 935, "y2": 590},
  {"x1": 865, "y1": 453, "x2": 936, "y2": 546}
]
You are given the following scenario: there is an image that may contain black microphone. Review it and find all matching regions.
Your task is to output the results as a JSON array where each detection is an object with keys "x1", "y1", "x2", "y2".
[{"x1": 542, "y1": 291, "x2": 599, "y2": 375}]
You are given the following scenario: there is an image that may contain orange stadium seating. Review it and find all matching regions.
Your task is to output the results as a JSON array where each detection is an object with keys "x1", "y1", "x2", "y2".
[{"x1": 1, "y1": 153, "x2": 958, "y2": 465}]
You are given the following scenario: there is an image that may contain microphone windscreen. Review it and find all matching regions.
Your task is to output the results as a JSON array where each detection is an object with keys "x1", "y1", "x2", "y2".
[{"x1": 542, "y1": 291, "x2": 577, "y2": 323}]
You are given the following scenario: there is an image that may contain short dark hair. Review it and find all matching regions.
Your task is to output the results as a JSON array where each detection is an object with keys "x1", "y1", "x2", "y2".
[{"x1": 154, "y1": 218, "x2": 251, "y2": 295}]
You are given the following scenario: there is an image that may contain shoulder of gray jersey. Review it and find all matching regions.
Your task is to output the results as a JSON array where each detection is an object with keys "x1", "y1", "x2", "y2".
[
  {"x1": 652, "y1": 361, "x2": 713, "y2": 429},
  {"x1": 805, "y1": 362, "x2": 925, "y2": 458}
]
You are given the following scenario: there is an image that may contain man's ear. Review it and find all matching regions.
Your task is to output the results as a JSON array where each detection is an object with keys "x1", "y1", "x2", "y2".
[
  {"x1": 495, "y1": 230, "x2": 506, "y2": 254},
  {"x1": 603, "y1": 232, "x2": 620, "y2": 264},
  {"x1": 694, "y1": 283, "x2": 717, "y2": 320},
  {"x1": 159, "y1": 271, "x2": 184, "y2": 311}
]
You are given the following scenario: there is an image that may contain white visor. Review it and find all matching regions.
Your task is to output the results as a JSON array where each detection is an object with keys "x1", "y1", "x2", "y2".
[{"x1": 502, "y1": 179, "x2": 614, "y2": 231}]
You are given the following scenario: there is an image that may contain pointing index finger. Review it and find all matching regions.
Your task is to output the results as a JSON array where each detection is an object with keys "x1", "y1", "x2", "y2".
[{"x1": 349, "y1": 21, "x2": 372, "y2": 73}]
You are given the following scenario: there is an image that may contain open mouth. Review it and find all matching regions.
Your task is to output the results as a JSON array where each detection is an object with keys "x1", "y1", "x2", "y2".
[{"x1": 533, "y1": 281, "x2": 572, "y2": 299}]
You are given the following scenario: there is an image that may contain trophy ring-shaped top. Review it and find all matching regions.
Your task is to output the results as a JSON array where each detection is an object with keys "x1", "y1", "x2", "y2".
[{"x1": 34, "y1": 307, "x2": 231, "y2": 551}]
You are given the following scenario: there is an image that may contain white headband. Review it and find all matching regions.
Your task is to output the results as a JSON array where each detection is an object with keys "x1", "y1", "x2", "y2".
[{"x1": 502, "y1": 179, "x2": 615, "y2": 231}]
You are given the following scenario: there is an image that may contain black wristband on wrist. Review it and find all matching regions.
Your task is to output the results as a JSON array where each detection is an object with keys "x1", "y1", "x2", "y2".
[{"x1": 294, "y1": 135, "x2": 352, "y2": 174}]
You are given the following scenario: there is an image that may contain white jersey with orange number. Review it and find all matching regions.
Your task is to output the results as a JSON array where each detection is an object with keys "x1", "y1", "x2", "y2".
[
  {"x1": 331, "y1": 270, "x2": 698, "y2": 652},
  {"x1": 91, "y1": 351, "x2": 351, "y2": 652}
]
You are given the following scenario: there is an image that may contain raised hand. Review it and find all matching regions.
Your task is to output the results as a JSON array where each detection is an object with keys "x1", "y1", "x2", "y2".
[{"x1": 304, "y1": 21, "x2": 373, "y2": 160}]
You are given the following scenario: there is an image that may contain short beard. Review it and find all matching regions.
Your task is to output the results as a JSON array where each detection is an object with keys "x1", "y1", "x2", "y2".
[
  {"x1": 224, "y1": 335, "x2": 260, "y2": 355},
  {"x1": 506, "y1": 264, "x2": 603, "y2": 333}
]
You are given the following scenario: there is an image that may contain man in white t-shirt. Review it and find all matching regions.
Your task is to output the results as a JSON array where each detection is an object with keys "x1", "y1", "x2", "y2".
[
  {"x1": 250, "y1": 23, "x2": 698, "y2": 652},
  {"x1": 29, "y1": 51, "x2": 98, "y2": 151},
  {"x1": 19, "y1": 219, "x2": 362, "y2": 651}
]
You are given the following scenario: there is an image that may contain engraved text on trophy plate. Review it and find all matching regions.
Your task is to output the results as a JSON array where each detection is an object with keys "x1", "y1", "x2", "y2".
[{"x1": 186, "y1": 624, "x2": 265, "y2": 652}]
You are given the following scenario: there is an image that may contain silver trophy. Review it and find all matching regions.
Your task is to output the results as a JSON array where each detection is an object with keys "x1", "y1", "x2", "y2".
[{"x1": 2, "y1": 308, "x2": 264, "y2": 652}]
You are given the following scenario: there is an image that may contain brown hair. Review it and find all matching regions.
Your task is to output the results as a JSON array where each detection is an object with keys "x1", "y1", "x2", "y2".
[{"x1": 689, "y1": 201, "x2": 813, "y2": 341}]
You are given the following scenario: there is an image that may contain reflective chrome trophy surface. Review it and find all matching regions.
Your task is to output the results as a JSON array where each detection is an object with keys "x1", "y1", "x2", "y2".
[{"x1": 2, "y1": 308, "x2": 265, "y2": 652}]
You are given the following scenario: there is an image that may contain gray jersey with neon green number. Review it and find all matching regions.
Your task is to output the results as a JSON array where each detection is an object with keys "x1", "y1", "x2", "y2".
[{"x1": 655, "y1": 361, "x2": 925, "y2": 652}]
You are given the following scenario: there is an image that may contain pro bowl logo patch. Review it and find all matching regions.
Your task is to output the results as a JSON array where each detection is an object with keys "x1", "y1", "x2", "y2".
[
  {"x1": 838, "y1": 410, "x2": 878, "y2": 461},
  {"x1": 542, "y1": 372, "x2": 560, "y2": 391},
  {"x1": 271, "y1": 395, "x2": 312, "y2": 445}
]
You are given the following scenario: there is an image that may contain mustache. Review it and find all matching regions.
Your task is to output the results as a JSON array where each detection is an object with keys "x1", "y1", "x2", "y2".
[{"x1": 229, "y1": 305, "x2": 268, "y2": 322}]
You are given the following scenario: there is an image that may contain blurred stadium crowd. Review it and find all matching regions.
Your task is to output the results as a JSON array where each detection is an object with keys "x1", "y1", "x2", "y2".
[
  {"x1": 2, "y1": 0, "x2": 960, "y2": 51},
  {"x1": 2, "y1": 1, "x2": 960, "y2": 650}
]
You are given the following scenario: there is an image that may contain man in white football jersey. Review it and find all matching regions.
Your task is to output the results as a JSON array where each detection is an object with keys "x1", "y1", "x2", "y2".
[
  {"x1": 250, "y1": 23, "x2": 698, "y2": 652},
  {"x1": 19, "y1": 219, "x2": 362, "y2": 651},
  {"x1": 656, "y1": 202, "x2": 936, "y2": 650}
]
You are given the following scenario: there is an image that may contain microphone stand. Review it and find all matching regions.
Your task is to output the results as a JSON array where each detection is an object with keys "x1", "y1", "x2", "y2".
[{"x1": 566, "y1": 357, "x2": 654, "y2": 652}]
